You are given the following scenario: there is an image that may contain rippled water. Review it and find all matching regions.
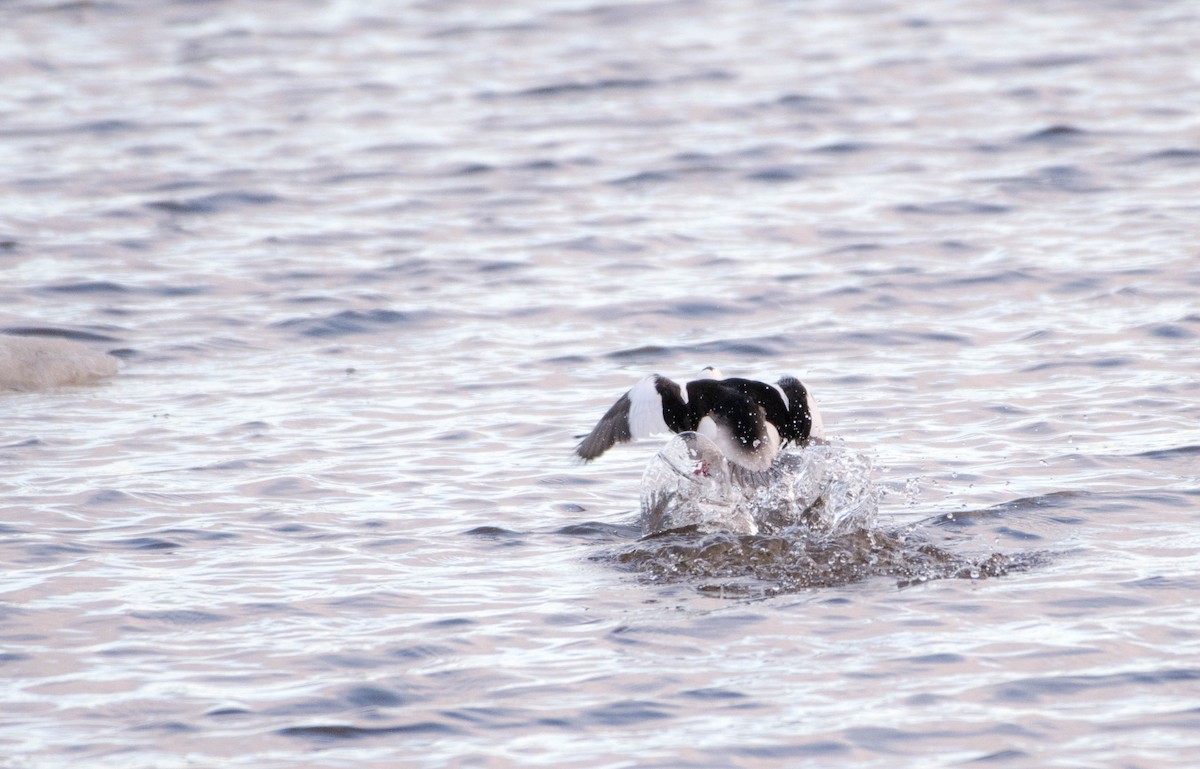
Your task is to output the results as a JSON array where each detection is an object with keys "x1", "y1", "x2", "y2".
[{"x1": 3, "y1": 0, "x2": 1199, "y2": 766}]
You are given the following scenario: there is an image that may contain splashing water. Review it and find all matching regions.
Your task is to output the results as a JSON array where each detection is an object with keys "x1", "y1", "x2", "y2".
[
  {"x1": 638, "y1": 433, "x2": 879, "y2": 537},
  {"x1": 618, "y1": 433, "x2": 1035, "y2": 595}
]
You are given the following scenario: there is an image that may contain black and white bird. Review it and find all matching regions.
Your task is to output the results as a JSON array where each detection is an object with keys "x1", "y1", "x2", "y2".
[{"x1": 575, "y1": 368, "x2": 824, "y2": 472}]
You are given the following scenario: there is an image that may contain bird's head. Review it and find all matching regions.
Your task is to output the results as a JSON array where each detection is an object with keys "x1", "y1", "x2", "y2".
[{"x1": 776, "y1": 376, "x2": 824, "y2": 442}]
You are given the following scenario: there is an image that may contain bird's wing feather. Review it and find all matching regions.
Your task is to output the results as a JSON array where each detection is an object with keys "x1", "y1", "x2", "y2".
[
  {"x1": 627, "y1": 375, "x2": 674, "y2": 439},
  {"x1": 575, "y1": 375, "x2": 686, "y2": 461},
  {"x1": 575, "y1": 391, "x2": 631, "y2": 461}
]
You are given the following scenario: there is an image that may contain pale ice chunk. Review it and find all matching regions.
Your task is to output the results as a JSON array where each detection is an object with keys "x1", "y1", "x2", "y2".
[{"x1": 0, "y1": 335, "x2": 120, "y2": 391}]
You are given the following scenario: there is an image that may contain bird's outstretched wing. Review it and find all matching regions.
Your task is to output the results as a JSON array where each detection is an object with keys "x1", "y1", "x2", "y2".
[
  {"x1": 575, "y1": 375, "x2": 686, "y2": 461},
  {"x1": 575, "y1": 391, "x2": 632, "y2": 461}
]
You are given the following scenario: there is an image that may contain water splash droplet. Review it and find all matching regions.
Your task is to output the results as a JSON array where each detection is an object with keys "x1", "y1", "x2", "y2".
[{"x1": 638, "y1": 434, "x2": 879, "y2": 537}]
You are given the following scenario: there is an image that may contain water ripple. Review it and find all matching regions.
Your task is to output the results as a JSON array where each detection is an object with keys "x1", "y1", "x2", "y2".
[
  {"x1": 278, "y1": 722, "x2": 460, "y2": 741},
  {"x1": 146, "y1": 191, "x2": 282, "y2": 215},
  {"x1": 271, "y1": 308, "x2": 428, "y2": 338}
]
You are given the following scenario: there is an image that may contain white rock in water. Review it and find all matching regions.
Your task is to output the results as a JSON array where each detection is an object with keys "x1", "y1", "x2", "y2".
[{"x1": 0, "y1": 335, "x2": 120, "y2": 391}]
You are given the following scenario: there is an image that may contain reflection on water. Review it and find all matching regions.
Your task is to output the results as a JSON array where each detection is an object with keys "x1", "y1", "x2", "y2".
[{"x1": 2, "y1": 0, "x2": 1199, "y2": 767}]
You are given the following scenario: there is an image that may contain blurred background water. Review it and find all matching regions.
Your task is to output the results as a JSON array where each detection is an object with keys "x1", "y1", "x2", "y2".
[{"x1": 2, "y1": 0, "x2": 1199, "y2": 767}]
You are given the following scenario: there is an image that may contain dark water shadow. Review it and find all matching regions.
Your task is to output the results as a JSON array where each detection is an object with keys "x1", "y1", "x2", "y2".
[
  {"x1": 581, "y1": 491, "x2": 1073, "y2": 598},
  {"x1": 2, "y1": 325, "x2": 122, "y2": 342},
  {"x1": 602, "y1": 523, "x2": 1042, "y2": 598}
]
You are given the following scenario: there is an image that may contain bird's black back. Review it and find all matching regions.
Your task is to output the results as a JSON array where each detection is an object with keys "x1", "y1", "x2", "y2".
[
  {"x1": 685, "y1": 378, "x2": 771, "y2": 449},
  {"x1": 715, "y1": 376, "x2": 812, "y2": 446}
]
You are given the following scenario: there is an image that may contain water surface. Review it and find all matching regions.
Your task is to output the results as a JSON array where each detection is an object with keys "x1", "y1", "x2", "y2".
[{"x1": 2, "y1": 0, "x2": 1199, "y2": 767}]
